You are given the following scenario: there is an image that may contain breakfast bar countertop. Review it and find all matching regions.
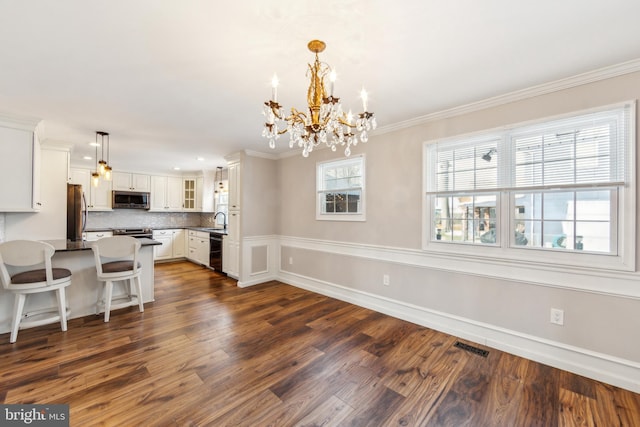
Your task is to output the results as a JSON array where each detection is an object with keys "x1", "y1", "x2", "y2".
[
  {"x1": 0, "y1": 238, "x2": 158, "y2": 337},
  {"x1": 43, "y1": 238, "x2": 161, "y2": 252}
]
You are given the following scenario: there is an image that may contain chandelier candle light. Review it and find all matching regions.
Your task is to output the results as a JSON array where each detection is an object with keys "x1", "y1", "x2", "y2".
[{"x1": 262, "y1": 40, "x2": 376, "y2": 157}]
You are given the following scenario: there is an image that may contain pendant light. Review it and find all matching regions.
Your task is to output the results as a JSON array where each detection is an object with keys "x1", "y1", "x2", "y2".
[
  {"x1": 91, "y1": 141, "x2": 100, "y2": 187},
  {"x1": 96, "y1": 131, "x2": 112, "y2": 180}
]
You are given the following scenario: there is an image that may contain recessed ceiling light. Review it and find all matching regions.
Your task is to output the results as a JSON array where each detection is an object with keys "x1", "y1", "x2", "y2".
[
  {"x1": 173, "y1": 167, "x2": 181, "y2": 170},
  {"x1": 89, "y1": 142, "x2": 100, "y2": 147},
  {"x1": 83, "y1": 156, "x2": 92, "y2": 160},
  {"x1": 197, "y1": 156, "x2": 205, "y2": 161}
]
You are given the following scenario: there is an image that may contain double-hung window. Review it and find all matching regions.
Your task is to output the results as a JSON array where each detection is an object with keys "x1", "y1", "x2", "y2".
[
  {"x1": 316, "y1": 155, "x2": 365, "y2": 221},
  {"x1": 424, "y1": 103, "x2": 634, "y2": 269}
]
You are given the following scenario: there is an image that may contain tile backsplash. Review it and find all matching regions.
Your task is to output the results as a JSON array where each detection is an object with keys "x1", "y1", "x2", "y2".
[{"x1": 87, "y1": 210, "x2": 217, "y2": 230}]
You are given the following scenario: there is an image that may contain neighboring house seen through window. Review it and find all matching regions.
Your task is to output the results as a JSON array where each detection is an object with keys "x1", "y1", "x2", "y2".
[
  {"x1": 424, "y1": 102, "x2": 635, "y2": 270},
  {"x1": 317, "y1": 155, "x2": 365, "y2": 221}
]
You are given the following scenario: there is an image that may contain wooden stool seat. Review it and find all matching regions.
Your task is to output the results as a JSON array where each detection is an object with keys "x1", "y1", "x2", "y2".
[
  {"x1": 11, "y1": 268, "x2": 72, "y2": 284},
  {"x1": 101, "y1": 261, "x2": 142, "y2": 274}
]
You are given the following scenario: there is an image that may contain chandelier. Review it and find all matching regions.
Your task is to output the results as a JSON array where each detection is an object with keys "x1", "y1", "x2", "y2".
[{"x1": 262, "y1": 40, "x2": 376, "y2": 157}]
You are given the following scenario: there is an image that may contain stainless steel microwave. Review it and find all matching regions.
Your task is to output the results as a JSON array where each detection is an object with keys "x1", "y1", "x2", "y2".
[{"x1": 112, "y1": 191, "x2": 150, "y2": 209}]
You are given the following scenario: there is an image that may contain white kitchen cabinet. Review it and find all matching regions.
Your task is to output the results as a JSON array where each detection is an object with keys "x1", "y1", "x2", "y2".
[
  {"x1": 223, "y1": 211, "x2": 240, "y2": 278},
  {"x1": 150, "y1": 175, "x2": 183, "y2": 211},
  {"x1": 187, "y1": 230, "x2": 209, "y2": 266},
  {"x1": 199, "y1": 171, "x2": 217, "y2": 213},
  {"x1": 83, "y1": 230, "x2": 113, "y2": 241},
  {"x1": 152, "y1": 229, "x2": 173, "y2": 260},
  {"x1": 113, "y1": 172, "x2": 150, "y2": 192},
  {"x1": 92, "y1": 177, "x2": 113, "y2": 210},
  {"x1": 183, "y1": 178, "x2": 197, "y2": 211},
  {"x1": 222, "y1": 155, "x2": 241, "y2": 279},
  {"x1": 167, "y1": 177, "x2": 184, "y2": 211},
  {"x1": 150, "y1": 176, "x2": 166, "y2": 211},
  {"x1": 227, "y1": 161, "x2": 241, "y2": 210},
  {"x1": 153, "y1": 228, "x2": 187, "y2": 260},
  {"x1": 172, "y1": 229, "x2": 186, "y2": 257},
  {"x1": 223, "y1": 236, "x2": 239, "y2": 278},
  {"x1": 32, "y1": 131, "x2": 42, "y2": 210},
  {"x1": 0, "y1": 121, "x2": 42, "y2": 211},
  {"x1": 70, "y1": 168, "x2": 112, "y2": 211},
  {"x1": 196, "y1": 176, "x2": 204, "y2": 212}
]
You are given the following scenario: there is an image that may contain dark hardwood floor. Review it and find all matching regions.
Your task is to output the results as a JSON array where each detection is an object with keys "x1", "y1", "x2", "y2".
[{"x1": 1, "y1": 261, "x2": 639, "y2": 426}]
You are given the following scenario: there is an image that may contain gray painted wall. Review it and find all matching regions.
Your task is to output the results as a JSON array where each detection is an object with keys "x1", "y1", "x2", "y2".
[{"x1": 271, "y1": 71, "x2": 640, "y2": 367}]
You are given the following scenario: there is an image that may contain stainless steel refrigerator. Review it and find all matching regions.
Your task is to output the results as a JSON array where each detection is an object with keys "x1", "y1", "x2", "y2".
[{"x1": 67, "y1": 183, "x2": 87, "y2": 241}]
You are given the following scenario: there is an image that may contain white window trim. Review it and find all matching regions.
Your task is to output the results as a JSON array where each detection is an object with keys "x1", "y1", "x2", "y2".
[
  {"x1": 422, "y1": 101, "x2": 636, "y2": 272},
  {"x1": 316, "y1": 154, "x2": 366, "y2": 222}
]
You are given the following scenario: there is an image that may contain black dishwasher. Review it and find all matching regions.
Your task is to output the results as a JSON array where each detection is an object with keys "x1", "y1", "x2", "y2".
[{"x1": 209, "y1": 233, "x2": 223, "y2": 272}]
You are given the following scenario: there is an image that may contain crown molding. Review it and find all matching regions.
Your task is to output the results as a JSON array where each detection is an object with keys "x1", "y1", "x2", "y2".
[
  {"x1": 40, "y1": 140, "x2": 73, "y2": 151},
  {"x1": 375, "y1": 58, "x2": 640, "y2": 136},
  {"x1": 0, "y1": 111, "x2": 42, "y2": 131},
  {"x1": 243, "y1": 149, "x2": 279, "y2": 160}
]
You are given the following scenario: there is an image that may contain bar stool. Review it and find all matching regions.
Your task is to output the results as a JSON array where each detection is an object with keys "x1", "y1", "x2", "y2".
[
  {"x1": 91, "y1": 236, "x2": 144, "y2": 322},
  {"x1": 0, "y1": 240, "x2": 72, "y2": 343}
]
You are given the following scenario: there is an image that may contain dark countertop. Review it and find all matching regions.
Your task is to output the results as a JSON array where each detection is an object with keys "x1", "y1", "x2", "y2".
[
  {"x1": 86, "y1": 226, "x2": 227, "y2": 235},
  {"x1": 44, "y1": 238, "x2": 161, "y2": 252},
  {"x1": 187, "y1": 226, "x2": 228, "y2": 235},
  {"x1": 150, "y1": 226, "x2": 228, "y2": 235}
]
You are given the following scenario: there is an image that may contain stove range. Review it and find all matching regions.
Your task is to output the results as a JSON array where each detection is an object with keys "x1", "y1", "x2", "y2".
[{"x1": 112, "y1": 228, "x2": 153, "y2": 239}]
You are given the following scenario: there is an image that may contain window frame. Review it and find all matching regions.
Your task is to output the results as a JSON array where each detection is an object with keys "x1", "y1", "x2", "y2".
[
  {"x1": 316, "y1": 154, "x2": 366, "y2": 222},
  {"x1": 422, "y1": 102, "x2": 636, "y2": 272}
]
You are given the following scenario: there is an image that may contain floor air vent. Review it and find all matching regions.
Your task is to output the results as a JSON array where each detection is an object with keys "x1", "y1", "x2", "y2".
[{"x1": 454, "y1": 341, "x2": 489, "y2": 358}]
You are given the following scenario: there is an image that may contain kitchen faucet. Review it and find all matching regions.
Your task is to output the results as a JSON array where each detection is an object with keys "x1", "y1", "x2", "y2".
[{"x1": 214, "y1": 211, "x2": 227, "y2": 230}]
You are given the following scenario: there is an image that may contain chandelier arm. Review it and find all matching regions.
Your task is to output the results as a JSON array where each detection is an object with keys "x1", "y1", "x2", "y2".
[
  {"x1": 285, "y1": 108, "x2": 308, "y2": 125},
  {"x1": 265, "y1": 101, "x2": 284, "y2": 121},
  {"x1": 337, "y1": 117, "x2": 357, "y2": 128}
]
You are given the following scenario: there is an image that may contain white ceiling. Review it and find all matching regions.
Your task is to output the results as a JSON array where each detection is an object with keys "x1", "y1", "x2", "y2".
[{"x1": 1, "y1": 1, "x2": 640, "y2": 174}]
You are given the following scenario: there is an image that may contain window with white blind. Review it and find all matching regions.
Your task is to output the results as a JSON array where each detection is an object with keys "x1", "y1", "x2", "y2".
[
  {"x1": 316, "y1": 155, "x2": 365, "y2": 221},
  {"x1": 424, "y1": 102, "x2": 635, "y2": 269}
]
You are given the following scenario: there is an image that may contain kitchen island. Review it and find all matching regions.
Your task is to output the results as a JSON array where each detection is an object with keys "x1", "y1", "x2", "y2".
[{"x1": 0, "y1": 238, "x2": 160, "y2": 337}]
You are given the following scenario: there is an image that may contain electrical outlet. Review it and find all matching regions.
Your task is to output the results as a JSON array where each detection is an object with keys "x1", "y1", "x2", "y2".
[
  {"x1": 288, "y1": 257, "x2": 293, "y2": 265},
  {"x1": 383, "y1": 274, "x2": 390, "y2": 286},
  {"x1": 550, "y1": 308, "x2": 564, "y2": 325}
]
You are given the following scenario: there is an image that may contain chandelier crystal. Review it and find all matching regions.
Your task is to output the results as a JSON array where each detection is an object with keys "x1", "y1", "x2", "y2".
[{"x1": 262, "y1": 40, "x2": 376, "y2": 158}]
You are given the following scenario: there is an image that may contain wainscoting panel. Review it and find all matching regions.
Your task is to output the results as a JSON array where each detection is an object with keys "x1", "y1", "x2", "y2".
[
  {"x1": 238, "y1": 235, "x2": 278, "y2": 288},
  {"x1": 274, "y1": 235, "x2": 640, "y2": 393}
]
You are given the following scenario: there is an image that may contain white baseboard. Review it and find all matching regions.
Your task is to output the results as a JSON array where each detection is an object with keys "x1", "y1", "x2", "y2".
[
  {"x1": 277, "y1": 269, "x2": 640, "y2": 393},
  {"x1": 237, "y1": 274, "x2": 278, "y2": 288}
]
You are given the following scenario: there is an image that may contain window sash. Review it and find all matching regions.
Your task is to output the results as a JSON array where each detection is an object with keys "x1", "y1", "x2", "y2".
[
  {"x1": 318, "y1": 157, "x2": 363, "y2": 192},
  {"x1": 425, "y1": 103, "x2": 631, "y2": 253},
  {"x1": 427, "y1": 105, "x2": 630, "y2": 195},
  {"x1": 316, "y1": 155, "x2": 366, "y2": 220},
  {"x1": 318, "y1": 189, "x2": 362, "y2": 214},
  {"x1": 510, "y1": 188, "x2": 618, "y2": 254}
]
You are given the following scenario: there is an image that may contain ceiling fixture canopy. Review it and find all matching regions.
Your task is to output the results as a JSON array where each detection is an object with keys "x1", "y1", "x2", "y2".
[
  {"x1": 92, "y1": 131, "x2": 112, "y2": 187},
  {"x1": 262, "y1": 40, "x2": 376, "y2": 157}
]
